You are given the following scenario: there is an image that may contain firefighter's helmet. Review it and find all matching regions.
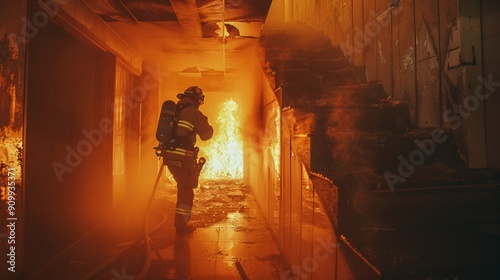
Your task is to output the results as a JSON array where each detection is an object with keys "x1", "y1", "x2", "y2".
[{"x1": 177, "y1": 86, "x2": 204, "y2": 105}]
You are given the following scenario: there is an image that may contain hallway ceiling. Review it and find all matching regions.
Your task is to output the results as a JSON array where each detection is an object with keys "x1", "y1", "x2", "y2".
[{"x1": 83, "y1": 0, "x2": 272, "y2": 76}]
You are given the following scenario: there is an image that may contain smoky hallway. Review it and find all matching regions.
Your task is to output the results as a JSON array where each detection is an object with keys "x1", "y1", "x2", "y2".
[{"x1": 1, "y1": 0, "x2": 500, "y2": 280}]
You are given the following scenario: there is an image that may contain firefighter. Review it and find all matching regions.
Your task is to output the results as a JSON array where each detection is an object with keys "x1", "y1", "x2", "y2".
[{"x1": 163, "y1": 86, "x2": 213, "y2": 235}]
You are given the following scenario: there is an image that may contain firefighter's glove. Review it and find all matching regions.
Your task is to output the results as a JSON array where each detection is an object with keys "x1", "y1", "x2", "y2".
[
  {"x1": 193, "y1": 157, "x2": 206, "y2": 175},
  {"x1": 154, "y1": 143, "x2": 165, "y2": 157}
]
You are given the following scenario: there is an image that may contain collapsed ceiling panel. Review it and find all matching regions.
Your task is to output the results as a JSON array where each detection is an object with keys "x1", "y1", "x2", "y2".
[
  {"x1": 121, "y1": 0, "x2": 177, "y2": 21},
  {"x1": 84, "y1": 0, "x2": 273, "y2": 75},
  {"x1": 195, "y1": 0, "x2": 272, "y2": 22},
  {"x1": 82, "y1": 0, "x2": 136, "y2": 21},
  {"x1": 84, "y1": 0, "x2": 178, "y2": 22}
]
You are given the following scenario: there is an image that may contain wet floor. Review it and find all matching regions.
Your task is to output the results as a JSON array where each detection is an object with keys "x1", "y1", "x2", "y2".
[
  {"x1": 146, "y1": 181, "x2": 290, "y2": 280},
  {"x1": 30, "y1": 180, "x2": 290, "y2": 280}
]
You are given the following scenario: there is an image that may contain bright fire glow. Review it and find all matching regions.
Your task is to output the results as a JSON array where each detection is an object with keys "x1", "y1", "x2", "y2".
[
  {"x1": 271, "y1": 102, "x2": 281, "y2": 175},
  {"x1": 199, "y1": 99, "x2": 243, "y2": 181}
]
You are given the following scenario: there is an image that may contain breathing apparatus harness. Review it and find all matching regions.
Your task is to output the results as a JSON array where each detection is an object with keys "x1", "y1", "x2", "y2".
[
  {"x1": 166, "y1": 104, "x2": 195, "y2": 151},
  {"x1": 154, "y1": 102, "x2": 206, "y2": 172}
]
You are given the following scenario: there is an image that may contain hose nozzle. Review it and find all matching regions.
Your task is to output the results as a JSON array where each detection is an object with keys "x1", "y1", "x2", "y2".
[
  {"x1": 154, "y1": 143, "x2": 164, "y2": 157},
  {"x1": 198, "y1": 157, "x2": 206, "y2": 167},
  {"x1": 192, "y1": 157, "x2": 206, "y2": 175}
]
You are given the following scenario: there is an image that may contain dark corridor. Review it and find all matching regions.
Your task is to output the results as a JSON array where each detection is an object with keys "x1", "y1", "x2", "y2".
[{"x1": 1, "y1": 0, "x2": 500, "y2": 280}]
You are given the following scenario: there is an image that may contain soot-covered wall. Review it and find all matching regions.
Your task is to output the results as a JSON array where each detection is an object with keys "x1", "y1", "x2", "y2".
[{"x1": 268, "y1": 0, "x2": 500, "y2": 170}]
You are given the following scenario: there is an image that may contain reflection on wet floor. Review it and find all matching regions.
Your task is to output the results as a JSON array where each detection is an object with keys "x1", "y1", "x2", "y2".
[
  {"x1": 31, "y1": 181, "x2": 290, "y2": 279},
  {"x1": 150, "y1": 181, "x2": 290, "y2": 279}
]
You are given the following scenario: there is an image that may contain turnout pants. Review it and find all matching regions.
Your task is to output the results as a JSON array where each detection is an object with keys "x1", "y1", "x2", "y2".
[{"x1": 166, "y1": 161, "x2": 199, "y2": 228}]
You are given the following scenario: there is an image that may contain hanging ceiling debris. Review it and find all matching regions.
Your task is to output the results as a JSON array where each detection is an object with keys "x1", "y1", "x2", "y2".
[{"x1": 82, "y1": 0, "x2": 273, "y2": 76}]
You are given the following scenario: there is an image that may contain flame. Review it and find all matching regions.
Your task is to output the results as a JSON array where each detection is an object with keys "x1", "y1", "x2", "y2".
[
  {"x1": 199, "y1": 99, "x2": 243, "y2": 181},
  {"x1": 271, "y1": 102, "x2": 281, "y2": 175},
  {"x1": 0, "y1": 128, "x2": 22, "y2": 202}
]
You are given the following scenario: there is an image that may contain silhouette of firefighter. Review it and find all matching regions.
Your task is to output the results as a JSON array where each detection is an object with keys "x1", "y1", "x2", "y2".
[{"x1": 160, "y1": 86, "x2": 214, "y2": 234}]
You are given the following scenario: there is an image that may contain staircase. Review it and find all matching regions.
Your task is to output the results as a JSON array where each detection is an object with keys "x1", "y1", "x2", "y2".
[
  {"x1": 258, "y1": 22, "x2": 467, "y2": 192},
  {"x1": 258, "y1": 22, "x2": 500, "y2": 279}
]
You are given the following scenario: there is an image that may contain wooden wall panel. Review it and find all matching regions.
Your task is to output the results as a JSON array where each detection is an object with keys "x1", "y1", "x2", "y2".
[
  {"x1": 398, "y1": 0, "x2": 417, "y2": 126},
  {"x1": 416, "y1": 57, "x2": 441, "y2": 127},
  {"x1": 364, "y1": 0, "x2": 378, "y2": 82},
  {"x1": 482, "y1": 0, "x2": 500, "y2": 169},
  {"x1": 415, "y1": 0, "x2": 441, "y2": 127},
  {"x1": 377, "y1": 8, "x2": 393, "y2": 96},
  {"x1": 376, "y1": 0, "x2": 389, "y2": 14},
  {"x1": 352, "y1": 0, "x2": 365, "y2": 66},
  {"x1": 439, "y1": 0, "x2": 460, "y2": 119},
  {"x1": 391, "y1": 3, "x2": 402, "y2": 100},
  {"x1": 415, "y1": 0, "x2": 440, "y2": 61}
]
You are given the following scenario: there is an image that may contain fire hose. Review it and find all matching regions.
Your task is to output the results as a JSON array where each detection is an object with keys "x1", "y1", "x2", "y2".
[
  {"x1": 135, "y1": 160, "x2": 165, "y2": 280},
  {"x1": 82, "y1": 146, "x2": 205, "y2": 279},
  {"x1": 81, "y1": 160, "x2": 167, "y2": 280},
  {"x1": 135, "y1": 147, "x2": 206, "y2": 279},
  {"x1": 27, "y1": 159, "x2": 168, "y2": 280}
]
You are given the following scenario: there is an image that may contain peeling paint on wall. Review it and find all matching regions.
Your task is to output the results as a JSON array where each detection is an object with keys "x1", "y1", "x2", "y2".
[
  {"x1": 403, "y1": 47, "x2": 414, "y2": 70},
  {"x1": 442, "y1": 18, "x2": 463, "y2": 114},
  {"x1": 1, "y1": 32, "x2": 23, "y2": 129},
  {"x1": 278, "y1": 0, "x2": 463, "y2": 129},
  {"x1": 0, "y1": 31, "x2": 24, "y2": 178},
  {"x1": 377, "y1": 40, "x2": 387, "y2": 65},
  {"x1": 0, "y1": 2, "x2": 27, "y2": 275}
]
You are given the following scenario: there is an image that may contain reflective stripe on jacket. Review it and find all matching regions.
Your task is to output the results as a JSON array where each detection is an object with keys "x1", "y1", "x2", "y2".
[
  {"x1": 175, "y1": 98, "x2": 213, "y2": 144},
  {"x1": 177, "y1": 119, "x2": 195, "y2": 132},
  {"x1": 163, "y1": 97, "x2": 213, "y2": 163},
  {"x1": 164, "y1": 147, "x2": 196, "y2": 158}
]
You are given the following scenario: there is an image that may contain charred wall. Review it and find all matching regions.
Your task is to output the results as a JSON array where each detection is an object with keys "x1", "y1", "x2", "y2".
[
  {"x1": 0, "y1": 1, "x2": 27, "y2": 278},
  {"x1": 261, "y1": 1, "x2": 500, "y2": 278},
  {"x1": 268, "y1": 0, "x2": 499, "y2": 170},
  {"x1": 269, "y1": 0, "x2": 454, "y2": 128}
]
